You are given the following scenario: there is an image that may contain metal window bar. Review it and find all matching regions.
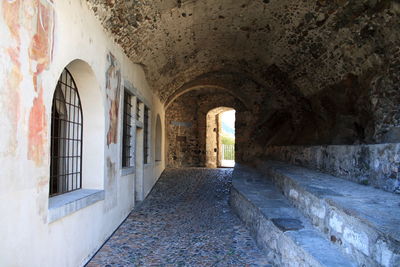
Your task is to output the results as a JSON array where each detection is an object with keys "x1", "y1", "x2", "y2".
[
  {"x1": 136, "y1": 99, "x2": 142, "y2": 121},
  {"x1": 122, "y1": 90, "x2": 134, "y2": 167},
  {"x1": 49, "y1": 69, "x2": 83, "y2": 197},
  {"x1": 143, "y1": 106, "x2": 149, "y2": 164}
]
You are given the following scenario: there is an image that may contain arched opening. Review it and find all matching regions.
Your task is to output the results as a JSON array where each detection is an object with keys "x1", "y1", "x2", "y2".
[
  {"x1": 220, "y1": 110, "x2": 236, "y2": 167},
  {"x1": 165, "y1": 86, "x2": 245, "y2": 168},
  {"x1": 155, "y1": 114, "x2": 162, "y2": 162},
  {"x1": 52, "y1": 59, "x2": 105, "y2": 191},
  {"x1": 206, "y1": 107, "x2": 236, "y2": 168},
  {"x1": 50, "y1": 69, "x2": 83, "y2": 196}
]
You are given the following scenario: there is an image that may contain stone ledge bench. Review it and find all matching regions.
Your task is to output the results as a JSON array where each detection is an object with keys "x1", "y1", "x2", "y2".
[
  {"x1": 229, "y1": 165, "x2": 357, "y2": 267},
  {"x1": 255, "y1": 160, "x2": 400, "y2": 267}
]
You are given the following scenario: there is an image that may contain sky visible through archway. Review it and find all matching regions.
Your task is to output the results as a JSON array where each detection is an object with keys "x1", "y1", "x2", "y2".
[{"x1": 221, "y1": 110, "x2": 235, "y2": 137}]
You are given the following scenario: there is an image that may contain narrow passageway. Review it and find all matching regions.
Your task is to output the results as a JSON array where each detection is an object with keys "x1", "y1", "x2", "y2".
[{"x1": 87, "y1": 169, "x2": 270, "y2": 266}]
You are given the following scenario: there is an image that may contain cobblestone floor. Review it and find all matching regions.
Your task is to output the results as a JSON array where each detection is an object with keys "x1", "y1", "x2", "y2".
[{"x1": 87, "y1": 168, "x2": 270, "y2": 267}]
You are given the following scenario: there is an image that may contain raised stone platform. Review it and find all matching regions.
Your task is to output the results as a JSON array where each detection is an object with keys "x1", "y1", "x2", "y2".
[
  {"x1": 264, "y1": 144, "x2": 400, "y2": 193},
  {"x1": 255, "y1": 160, "x2": 400, "y2": 266},
  {"x1": 230, "y1": 165, "x2": 357, "y2": 267}
]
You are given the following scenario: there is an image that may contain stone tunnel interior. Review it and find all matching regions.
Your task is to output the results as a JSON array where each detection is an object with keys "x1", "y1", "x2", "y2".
[{"x1": 1, "y1": 0, "x2": 400, "y2": 266}]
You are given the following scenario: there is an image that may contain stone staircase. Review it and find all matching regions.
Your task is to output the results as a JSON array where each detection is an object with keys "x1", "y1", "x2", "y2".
[{"x1": 229, "y1": 161, "x2": 400, "y2": 267}]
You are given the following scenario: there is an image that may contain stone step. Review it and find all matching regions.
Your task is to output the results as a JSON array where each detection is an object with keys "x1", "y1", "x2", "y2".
[
  {"x1": 229, "y1": 165, "x2": 357, "y2": 267},
  {"x1": 255, "y1": 160, "x2": 400, "y2": 267}
]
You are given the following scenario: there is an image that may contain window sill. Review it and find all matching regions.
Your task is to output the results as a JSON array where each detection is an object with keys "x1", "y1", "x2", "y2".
[
  {"x1": 144, "y1": 163, "x2": 152, "y2": 168},
  {"x1": 48, "y1": 189, "x2": 105, "y2": 223},
  {"x1": 136, "y1": 120, "x2": 143, "y2": 128},
  {"x1": 121, "y1": 167, "x2": 135, "y2": 176}
]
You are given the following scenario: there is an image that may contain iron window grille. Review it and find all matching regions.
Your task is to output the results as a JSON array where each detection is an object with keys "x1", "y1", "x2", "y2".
[
  {"x1": 122, "y1": 90, "x2": 134, "y2": 168},
  {"x1": 136, "y1": 99, "x2": 142, "y2": 121},
  {"x1": 49, "y1": 69, "x2": 83, "y2": 197},
  {"x1": 143, "y1": 106, "x2": 149, "y2": 164}
]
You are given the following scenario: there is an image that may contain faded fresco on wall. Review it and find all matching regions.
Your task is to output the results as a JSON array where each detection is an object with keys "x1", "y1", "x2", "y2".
[
  {"x1": 104, "y1": 156, "x2": 117, "y2": 211},
  {"x1": 1, "y1": 0, "x2": 54, "y2": 166},
  {"x1": 105, "y1": 52, "x2": 122, "y2": 146},
  {"x1": 1, "y1": 0, "x2": 23, "y2": 157},
  {"x1": 28, "y1": 0, "x2": 54, "y2": 166},
  {"x1": 104, "y1": 52, "x2": 122, "y2": 211}
]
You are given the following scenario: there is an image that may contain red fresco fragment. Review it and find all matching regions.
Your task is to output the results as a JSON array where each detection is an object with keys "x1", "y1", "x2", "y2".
[
  {"x1": 107, "y1": 98, "x2": 120, "y2": 145},
  {"x1": 27, "y1": 0, "x2": 54, "y2": 165},
  {"x1": 106, "y1": 53, "x2": 121, "y2": 146},
  {"x1": 28, "y1": 90, "x2": 47, "y2": 166},
  {"x1": 29, "y1": 0, "x2": 54, "y2": 79},
  {"x1": 2, "y1": 0, "x2": 53, "y2": 162}
]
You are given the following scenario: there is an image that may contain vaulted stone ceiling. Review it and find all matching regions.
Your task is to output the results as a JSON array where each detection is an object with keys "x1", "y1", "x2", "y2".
[{"x1": 86, "y1": 0, "x2": 400, "y2": 104}]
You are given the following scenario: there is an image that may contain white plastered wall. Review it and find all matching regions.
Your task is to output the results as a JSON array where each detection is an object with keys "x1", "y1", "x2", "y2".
[{"x1": 0, "y1": 0, "x2": 165, "y2": 266}]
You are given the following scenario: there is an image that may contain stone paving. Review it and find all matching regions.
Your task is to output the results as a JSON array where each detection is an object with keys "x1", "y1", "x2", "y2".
[{"x1": 87, "y1": 168, "x2": 270, "y2": 267}]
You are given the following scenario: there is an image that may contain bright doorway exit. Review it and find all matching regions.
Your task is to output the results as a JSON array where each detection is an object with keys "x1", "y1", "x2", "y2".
[
  {"x1": 220, "y1": 110, "x2": 235, "y2": 167},
  {"x1": 206, "y1": 107, "x2": 235, "y2": 168}
]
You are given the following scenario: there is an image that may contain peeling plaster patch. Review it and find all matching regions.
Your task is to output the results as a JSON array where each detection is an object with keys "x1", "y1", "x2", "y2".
[
  {"x1": 107, "y1": 157, "x2": 116, "y2": 186},
  {"x1": 1, "y1": 0, "x2": 22, "y2": 156},
  {"x1": 27, "y1": 0, "x2": 54, "y2": 166},
  {"x1": 105, "y1": 52, "x2": 121, "y2": 146},
  {"x1": 29, "y1": 0, "x2": 54, "y2": 80},
  {"x1": 3, "y1": 0, "x2": 21, "y2": 42},
  {"x1": 28, "y1": 90, "x2": 47, "y2": 166},
  {"x1": 36, "y1": 175, "x2": 48, "y2": 222},
  {"x1": 3, "y1": 56, "x2": 22, "y2": 155},
  {"x1": 1, "y1": 0, "x2": 55, "y2": 164},
  {"x1": 105, "y1": 156, "x2": 117, "y2": 211}
]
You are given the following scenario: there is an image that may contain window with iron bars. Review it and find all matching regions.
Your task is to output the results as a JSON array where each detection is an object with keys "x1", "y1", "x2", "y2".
[
  {"x1": 49, "y1": 69, "x2": 83, "y2": 197},
  {"x1": 136, "y1": 98, "x2": 141, "y2": 121},
  {"x1": 122, "y1": 90, "x2": 134, "y2": 168},
  {"x1": 143, "y1": 106, "x2": 149, "y2": 164}
]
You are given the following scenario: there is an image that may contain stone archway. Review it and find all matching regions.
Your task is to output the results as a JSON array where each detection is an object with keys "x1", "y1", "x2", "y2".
[
  {"x1": 206, "y1": 107, "x2": 235, "y2": 168},
  {"x1": 165, "y1": 87, "x2": 245, "y2": 168}
]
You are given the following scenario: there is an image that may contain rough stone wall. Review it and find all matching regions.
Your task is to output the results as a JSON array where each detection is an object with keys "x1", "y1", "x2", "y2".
[
  {"x1": 166, "y1": 93, "x2": 202, "y2": 168},
  {"x1": 371, "y1": 46, "x2": 400, "y2": 143},
  {"x1": 205, "y1": 108, "x2": 219, "y2": 168},
  {"x1": 264, "y1": 144, "x2": 400, "y2": 193}
]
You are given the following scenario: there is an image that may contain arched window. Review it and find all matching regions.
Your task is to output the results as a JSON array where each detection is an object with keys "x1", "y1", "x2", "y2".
[
  {"x1": 50, "y1": 69, "x2": 83, "y2": 197},
  {"x1": 155, "y1": 115, "x2": 162, "y2": 161}
]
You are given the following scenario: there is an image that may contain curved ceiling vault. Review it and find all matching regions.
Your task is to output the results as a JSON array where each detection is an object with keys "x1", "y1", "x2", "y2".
[{"x1": 86, "y1": 0, "x2": 400, "y2": 103}]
